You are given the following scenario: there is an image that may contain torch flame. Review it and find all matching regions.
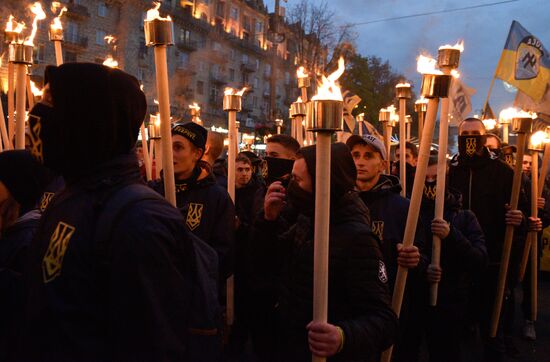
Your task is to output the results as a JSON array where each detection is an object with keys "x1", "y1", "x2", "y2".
[
  {"x1": 224, "y1": 87, "x2": 247, "y2": 97},
  {"x1": 396, "y1": 82, "x2": 411, "y2": 88},
  {"x1": 311, "y1": 57, "x2": 345, "y2": 101},
  {"x1": 530, "y1": 130, "x2": 547, "y2": 149},
  {"x1": 296, "y1": 96, "x2": 303, "y2": 103},
  {"x1": 451, "y1": 69, "x2": 460, "y2": 78},
  {"x1": 145, "y1": 2, "x2": 172, "y2": 22},
  {"x1": 482, "y1": 118, "x2": 497, "y2": 131},
  {"x1": 103, "y1": 56, "x2": 119, "y2": 68},
  {"x1": 24, "y1": 2, "x2": 47, "y2": 46},
  {"x1": 499, "y1": 107, "x2": 537, "y2": 122},
  {"x1": 50, "y1": 3, "x2": 67, "y2": 31},
  {"x1": 154, "y1": 99, "x2": 159, "y2": 104},
  {"x1": 415, "y1": 97, "x2": 428, "y2": 104},
  {"x1": 189, "y1": 102, "x2": 200, "y2": 110},
  {"x1": 5, "y1": 15, "x2": 25, "y2": 34},
  {"x1": 297, "y1": 66, "x2": 308, "y2": 79},
  {"x1": 104, "y1": 35, "x2": 116, "y2": 44},
  {"x1": 439, "y1": 40, "x2": 464, "y2": 52},
  {"x1": 417, "y1": 54, "x2": 442, "y2": 75},
  {"x1": 29, "y1": 80, "x2": 43, "y2": 97}
]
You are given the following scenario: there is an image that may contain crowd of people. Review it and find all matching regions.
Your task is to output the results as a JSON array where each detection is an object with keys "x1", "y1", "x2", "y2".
[{"x1": 0, "y1": 63, "x2": 547, "y2": 362}]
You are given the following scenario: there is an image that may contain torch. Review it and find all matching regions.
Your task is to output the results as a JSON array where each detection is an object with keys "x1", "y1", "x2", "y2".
[
  {"x1": 298, "y1": 66, "x2": 310, "y2": 145},
  {"x1": 144, "y1": 2, "x2": 176, "y2": 206},
  {"x1": 148, "y1": 113, "x2": 161, "y2": 179},
  {"x1": 189, "y1": 102, "x2": 202, "y2": 125},
  {"x1": 430, "y1": 42, "x2": 462, "y2": 306},
  {"x1": 499, "y1": 107, "x2": 515, "y2": 144},
  {"x1": 305, "y1": 57, "x2": 345, "y2": 362},
  {"x1": 103, "y1": 35, "x2": 119, "y2": 68},
  {"x1": 235, "y1": 120, "x2": 241, "y2": 154},
  {"x1": 290, "y1": 97, "x2": 306, "y2": 145},
  {"x1": 223, "y1": 86, "x2": 246, "y2": 327},
  {"x1": 357, "y1": 113, "x2": 365, "y2": 137},
  {"x1": 396, "y1": 83, "x2": 412, "y2": 197},
  {"x1": 4, "y1": 15, "x2": 24, "y2": 149},
  {"x1": 382, "y1": 55, "x2": 452, "y2": 362},
  {"x1": 275, "y1": 118, "x2": 283, "y2": 135},
  {"x1": 406, "y1": 115, "x2": 412, "y2": 141},
  {"x1": 378, "y1": 107, "x2": 392, "y2": 174},
  {"x1": 10, "y1": 42, "x2": 33, "y2": 150},
  {"x1": 415, "y1": 97, "x2": 428, "y2": 145},
  {"x1": 26, "y1": 68, "x2": 34, "y2": 109},
  {"x1": 49, "y1": 3, "x2": 67, "y2": 66},
  {"x1": 490, "y1": 110, "x2": 534, "y2": 337}
]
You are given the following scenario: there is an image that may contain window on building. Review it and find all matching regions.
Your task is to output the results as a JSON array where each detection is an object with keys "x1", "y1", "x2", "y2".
[
  {"x1": 252, "y1": 96, "x2": 258, "y2": 108},
  {"x1": 213, "y1": 42, "x2": 222, "y2": 52},
  {"x1": 137, "y1": 68, "x2": 145, "y2": 82},
  {"x1": 177, "y1": 52, "x2": 190, "y2": 68},
  {"x1": 65, "y1": 21, "x2": 79, "y2": 43},
  {"x1": 216, "y1": 2, "x2": 224, "y2": 17},
  {"x1": 33, "y1": 44, "x2": 45, "y2": 63},
  {"x1": 255, "y1": 59, "x2": 260, "y2": 70},
  {"x1": 243, "y1": 73, "x2": 249, "y2": 84},
  {"x1": 230, "y1": 49, "x2": 236, "y2": 60},
  {"x1": 210, "y1": 85, "x2": 219, "y2": 100},
  {"x1": 242, "y1": 53, "x2": 249, "y2": 64},
  {"x1": 255, "y1": 21, "x2": 263, "y2": 33},
  {"x1": 64, "y1": 51, "x2": 77, "y2": 63},
  {"x1": 229, "y1": 68, "x2": 235, "y2": 82},
  {"x1": 197, "y1": 81, "x2": 204, "y2": 95},
  {"x1": 254, "y1": 77, "x2": 259, "y2": 88},
  {"x1": 243, "y1": 15, "x2": 250, "y2": 31},
  {"x1": 96, "y1": 30, "x2": 107, "y2": 45},
  {"x1": 98, "y1": 2, "x2": 108, "y2": 17},
  {"x1": 265, "y1": 64, "x2": 271, "y2": 76},
  {"x1": 179, "y1": 29, "x2": 191, "y2": 43},
  {"x1": 230, "y1": 7, "x2": 239, "y2": 20}
]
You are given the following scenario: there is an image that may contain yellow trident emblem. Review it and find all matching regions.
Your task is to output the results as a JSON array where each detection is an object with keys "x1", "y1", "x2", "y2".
[
  {"x1": 28, "y1": 114, "x2": 44, "y2": 163},
  {"x1": 465, "y1": 137, "x2": 477, "y2": 156},
  {"x1": 372, "y1": 221, "x2": 384, "y2": 241},
  {"x1": 39, "y1": 192, "x2": 55, "y2": 212},
  {"x1": 42, "y1": 221, "x2": 76, "y2": 283},
  {"x1": 424, "y1": 184, "x2": 437, "y2": 200},
  {"x1": 186, "y1": 203, "x2": 204, "y2": 231}
]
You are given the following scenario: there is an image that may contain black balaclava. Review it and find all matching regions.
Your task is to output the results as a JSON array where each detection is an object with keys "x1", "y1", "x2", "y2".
[
  {"x1": 0, "y1": 150, "x2": 53, "y2": 214},
  {"x1": 28, "y1": 63, "x2": 147, "y2": 179},
  {"x1": 289, "y1": 143, "x2": 356, "y2": 215},
  {"x1": 265, "y1": 157, "x2": 294, "y2": 186},
  {"x1": 458, "y1": 135, "x2": 486, "y2": 159}
]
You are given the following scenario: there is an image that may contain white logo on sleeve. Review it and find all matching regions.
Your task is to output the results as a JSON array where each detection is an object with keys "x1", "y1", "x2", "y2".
[{"x1": 378, "y1": 260, "x2": 388, "y2": 283}]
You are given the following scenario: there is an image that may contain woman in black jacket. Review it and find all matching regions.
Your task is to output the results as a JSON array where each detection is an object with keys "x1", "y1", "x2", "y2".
[{"x1": 252, "y1": 143, "x2": 398, "y2": 362}]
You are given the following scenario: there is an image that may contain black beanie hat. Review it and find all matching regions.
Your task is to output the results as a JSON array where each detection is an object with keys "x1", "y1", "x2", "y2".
[
  {"x1": 0, "y1": 150, "x2": 53, "y2": 213},
  {"x1": 172, "y1": 122, "x2": 208, "y2": 150},
  {"x1": 298, "y1": 142, "x2": 357, "y2": 201},
  {"x1": 41, "y1": 63, "x2": 146, "y2": 177}
]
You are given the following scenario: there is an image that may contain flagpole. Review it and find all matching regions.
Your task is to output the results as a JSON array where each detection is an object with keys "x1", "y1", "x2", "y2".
[{"x1": 482, "y1": 73, "x2": 498, "y2": 117}]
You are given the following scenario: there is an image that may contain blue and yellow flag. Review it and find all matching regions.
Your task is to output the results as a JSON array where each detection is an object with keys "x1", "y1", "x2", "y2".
[{"x1": 496, "y1": 21, "x2": 550, "y2": 101}]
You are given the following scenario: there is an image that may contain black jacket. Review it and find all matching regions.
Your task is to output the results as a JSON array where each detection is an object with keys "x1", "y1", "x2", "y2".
[
  {"x1": 448, "y1": 149, "x2": 527, "y2": 265},
  {"x1": 150, "y1": 161, "x2": 235, "y2": 279},
  {"x1": 358, "y1": 174, "x2": 427, "y2": 289},
  {"x1": 420, "y1": 188, "x2": 488, "y2": 305},
  {"x1": 252, "y1": 192, "x2": 398, "y2": 362},
  {"x1": 21, "y1": 154, "x2": 193, "y2": 362}
]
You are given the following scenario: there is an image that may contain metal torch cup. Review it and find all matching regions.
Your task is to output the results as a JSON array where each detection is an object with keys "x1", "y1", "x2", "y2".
[
  {"x1": 297, "y1": 76, "x2": 311, "y2": 89},
  {"x1": 4, "y1": 31, "x2": 22, "y2": 45},
  {"x1": 306, "y1": 100, "x2": 343, "y2": 132},
  {"x1": 8, "y1": 43, "x2": 33, "y2": 65},
  {"x1": 144, "y1": 19, "x2": 174, "y2": 46},
  {"x1": 438, "y1": 48, "x2": 461, "y2": 69},
  {"x1": 223, "y1": 95, "x2": 242, "y2": 112},
  {"x1": 396, "y1": 84, "x2": 411, "y2": 197},
  {"x1": 48, "y1": 27, "x2": 64, "y2": 41},
  {"x1": 420, "y1": 74, "x2": 452, "y2": 99}
]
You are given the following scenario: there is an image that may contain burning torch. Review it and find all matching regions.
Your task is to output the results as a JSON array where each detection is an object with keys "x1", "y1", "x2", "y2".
[
  {"x1": 290, "y1": 97, "x2": 306, "y2": 145},
  {"x1": 357, "y1": 113, "x2": 365, "y2": 137},
  {"x1": 0, "y1": 57, "x2": 10, "y2": 151},
  {"x1": 378, "y1": 107, "x2": 392, "y2": 174},
  {"x1": 297, "y1": 66, "x2": 311, "y2": 146},
  {"x1": 415, "y1": 97, "x2": 428, "y2": 145},
  {"x1": 430, "y1": 41, "x2": 463, "y2": 306},
  {"x1": 144, "y1": 2, "x2": 176, "y2": 206},
  {"x1": 306, "y1": 57, "x2": 345, "y2": 362},
  {"x1": 49, "y1": 2, "x2": 67, "y2": 66},
  {"x1": 382, "y1": 54, "x2": 452, "y2": 362},
  {"x1": 396, "y1": 82, "x2": 411, "y2": 197},
  {"x1": 275, "y1": 118, "x2": 283, "y2": 135},
  {"x1": 148, "y1": 112, "x2": 161, "y2": 179},
  {"x1": 490, "y1": 110, "x2": 535, "y2": 337},
  {"x1": 189, "y1": 102, "x2": 202, "y2": 125},
  {"x1": 4, "y1": 15, "x2": 24, "y2": 149},
  {"x1": 499, "y1": 107, "x2": 515, "y2": 144},
  {"x1": 223, "y1": 86, "x2": 247, "y2": 326},
  {"x1": 406, "y1": 115, "x2": 412, "y2": 141}
]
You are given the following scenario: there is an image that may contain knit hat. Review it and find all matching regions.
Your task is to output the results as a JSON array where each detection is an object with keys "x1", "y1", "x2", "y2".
[
  {"x1": 0, "y1": 150, "x2": 53, "y2": 213},
  {"x1": 346, "y1": 134, "x2": 387, "y2": 160},
  {"x1": 172, "y1": 122, "x2": 207, "y2": 150}
]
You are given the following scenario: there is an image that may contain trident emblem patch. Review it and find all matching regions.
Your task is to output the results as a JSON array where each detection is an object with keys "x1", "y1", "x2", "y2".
[
  {"x1": 516, "y1": 36, "x2": 542, "y2": 80},
  {"x1": 372, "y1": 221, "x2": 384, "y2": 241},
  {"x1": 186, "y1": 203, "x2": 204, "y2": 231},
  {"x1": 39, "y1": 192, "x2": 55, "y2": 212},
  {"x1": 28, "y1": 114, "x2": 43, "y2": 163},
  {"x1": 424, "y1": 184, "x2": 437, "y2": 201},
  {"x1": 42, "y1": 221, "x2": 75, "y2": 283},
  {"x1": 466, "y1": 137, "x2": 477, "y2": 156}
]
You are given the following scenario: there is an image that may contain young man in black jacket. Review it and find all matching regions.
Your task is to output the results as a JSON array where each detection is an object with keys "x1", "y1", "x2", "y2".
[
  {"x1": 21, "y1": 63, "x2": 196, "y2": 361},
  {"x1": 447, "y1": 117, "x2": 525, "y2": 362},
  {"x1": 422, "y1": 155, "x2": 488, "y2": 361},
  {"x1": 253, "y1": 143, "x2": 398, "y2": 362}
]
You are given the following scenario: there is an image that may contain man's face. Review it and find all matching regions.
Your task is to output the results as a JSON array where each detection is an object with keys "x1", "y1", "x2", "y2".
[
  {"x1": 172, "y1": 134, "x2": 202, "y2": 178},
  {"x1": 266, "y1": 142, "x2": 296, "y2": 160},
  {"x1": 351, "y1": 144, "x2": 385, "y2": 184},
  {"x1": 292, "y1": 158, "x2": 313, "y2": 193},
  {"x1": 236, "y1": 161, "x2": 252, "y2": 188},
  {"x1": 425, "y1": 164, "x2": 437, "y2": 182},
  {"x1": 485, "y1": 136, "x2": 500, "y2": 150},
  {"x1": 395, "y1": 148, "x2": 417, "y2": 166},
  {"x1": 136, "y1": 146, "x2": 144, "y2": 162},
  {"x1": 523, "y1": 154, "x2": 532, "y2": 176},
  {"x1": 459, "y1": 120, "x2": 486, "y2": 136}
]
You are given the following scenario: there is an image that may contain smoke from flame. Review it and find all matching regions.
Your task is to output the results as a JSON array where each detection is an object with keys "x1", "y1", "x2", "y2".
[
  {"x1": 224, "y1": 87, "x2": 247, "y2": 96},
  {"x1": 439, "y1": 40, "x2": 464, "y2": 52},
  {"x1": 25, "y1": 2, "x2": 47, "y2": 46},
  {"x1": 417, "y1": 54, "x2": 442, "y2": 75},
  {"x1": 311, "y1": 57, "x2": 345, "y2": 101},
  {"x1": 146, "y1": 2, "x2": 172, "y2": 22}
]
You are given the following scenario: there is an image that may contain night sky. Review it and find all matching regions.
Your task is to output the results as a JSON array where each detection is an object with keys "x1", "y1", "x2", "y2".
[{"x1": 270, "y1": 0, "x2": 550, "y2": 116}]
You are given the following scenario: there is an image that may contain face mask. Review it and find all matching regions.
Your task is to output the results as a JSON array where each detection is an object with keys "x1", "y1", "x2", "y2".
[
  {"x1": 423, "y1": 180, "x2": 437, "y2": 201},
  {"x1": 27, "y1": 103, "x2": 64, "y2": 172},
  {"x1": 265, "y1": 157, "x2": 295, "y2": 187},
  {"x1": 458, "y1": 135, "x2": 485, "y2": 158},
  {"x1": 489, "y1": 148, "x2": 502, "y2": 158},
  {"x1": 287, "y1": 179, "x2": 314, "y2": 216}
]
